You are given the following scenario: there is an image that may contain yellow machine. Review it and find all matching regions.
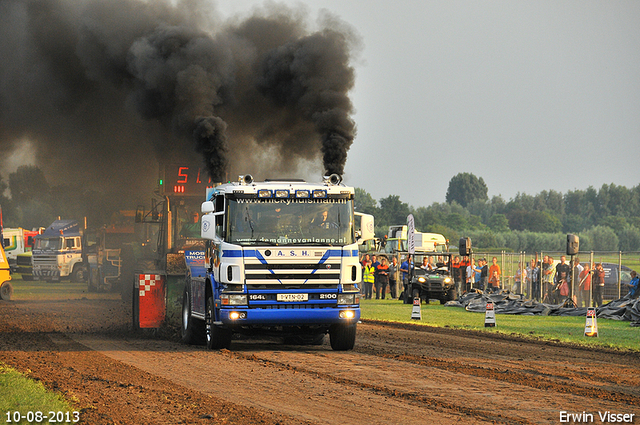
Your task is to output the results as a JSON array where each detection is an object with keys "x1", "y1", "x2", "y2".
[{"x1": 0, "y1": 242, "x2": 13, "y2": 300}]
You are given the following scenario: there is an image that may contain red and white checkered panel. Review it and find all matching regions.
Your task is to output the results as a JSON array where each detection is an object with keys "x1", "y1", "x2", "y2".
[
  {"x1": 137, "y1": 274, "x2": 165, "y2": 328},
  {"x1": 139, "y1": 274, "x2": 161, "y2": 297}
]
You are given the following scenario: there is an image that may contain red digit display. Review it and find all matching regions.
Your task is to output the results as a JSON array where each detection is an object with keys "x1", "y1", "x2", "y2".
[{"x1": 160, "y1": 164, "x2": 213, "y2": 197}]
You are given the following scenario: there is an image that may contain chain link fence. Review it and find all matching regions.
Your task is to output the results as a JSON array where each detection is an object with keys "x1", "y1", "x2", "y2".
[{"x1": 470, "y1": 251, "x2": 640, "y2": 304}]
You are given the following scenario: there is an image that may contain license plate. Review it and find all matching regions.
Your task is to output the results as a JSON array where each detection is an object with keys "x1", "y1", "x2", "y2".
[{"x1": 277, "y1": 293, "x2": 308, "y2": 302}]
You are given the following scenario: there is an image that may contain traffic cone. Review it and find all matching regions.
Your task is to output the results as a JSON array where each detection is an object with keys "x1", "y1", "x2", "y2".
[
  {"x1": 484, "y1": 302, "x2": 496, "y2": 327},
  {"x1": 411, "y1": 297, "x2": 422, "y2": 320},
  {"x1": 584, "y1": 307, "x2": 598, "y2": 337}
]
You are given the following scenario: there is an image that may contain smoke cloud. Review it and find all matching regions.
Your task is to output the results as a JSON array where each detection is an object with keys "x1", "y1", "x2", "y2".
[{"x1": 0, "y1": 0, "x2": 360, "y2": 200}]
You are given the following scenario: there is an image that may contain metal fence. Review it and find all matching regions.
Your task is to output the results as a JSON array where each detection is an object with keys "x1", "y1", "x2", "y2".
[{"x1": 471, "y1": 251, "x2": 640, "y2": 304}]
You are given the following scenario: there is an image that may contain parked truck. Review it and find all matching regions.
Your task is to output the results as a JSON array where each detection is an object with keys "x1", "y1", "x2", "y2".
[
  {"x1": 178, "y1": 174, "x2": 374, "y2": 350},
  {"x1": 32, "y1": 220, "x2": 86, "y2": 282},
  {"x1": 2, "y1": 227, "x2": 42, "y2": 275},
  {"x1": 382, "y1": 225, "x2": 448, "y2": 255}
]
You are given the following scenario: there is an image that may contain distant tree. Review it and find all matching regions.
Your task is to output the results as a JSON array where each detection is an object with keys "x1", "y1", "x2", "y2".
[
  {"x1": 444, "y1": 212, "x2": 467, "y2": 230},
  {"x1": 9, "y1": 165, "x2": 49, "y2": 204},
  {"x1": 582, "y1": 226, "x2": 619, "y2": 251},
  {"x1": 466, "y1": 214, "x2": 486, "y2": 230},
  {"x1": 488, "y1": 213, "x2": 509, "y2": 232},
  {"x1": 445, "y1": 173, "x2": 488, "y2": 208},
  {"x1": 618, "y1": 226, "x2": 640, "y2": 251},
  {"x1": 563, "y1": 214, "x2": 585, "y2": 233},
  {"x1": 412, "y1": 206, "x2": 438, "y2": 231},
  {"x1": 600, "y1": 216, "x2": 627, "y2": 234},
  {"x1": 354, "y1": 188, "x2": 378, "y2": 215},
  {"x1": 378, "y1": 195, "x2": 410, "y2": 226}
]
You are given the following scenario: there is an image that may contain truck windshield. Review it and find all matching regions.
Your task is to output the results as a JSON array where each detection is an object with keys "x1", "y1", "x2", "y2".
[
  {"x1": 34, "y1": 237, "x2": 62, "y2": 250},
  {"x1": 227, "y1": 198, "x2": 354, "y2": 246}
]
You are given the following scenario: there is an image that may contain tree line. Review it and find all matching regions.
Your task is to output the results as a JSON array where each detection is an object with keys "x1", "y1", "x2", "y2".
[
  {"x1": 1, "y1": 165, "x2": 126, "y2": 230},
  {"x1": 2, "y1": 166, "x2": 639, "y2": 252},
  {"x1": 356, "y1": 172, "x2": 640, "y2": 252}
]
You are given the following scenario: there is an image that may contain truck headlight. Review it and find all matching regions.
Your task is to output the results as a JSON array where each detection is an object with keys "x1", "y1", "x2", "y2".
[
  {"x1": 220, "y1": 294, "x2": 247, "y2": 306},
  {"x1": 418, "y1": 277, "x2": 426, "y2": 283},
  {"x1": 337, "y1": 293, "x2": 360, "y2": 305},
  {"x1": 444, "y1": 277, "x2": 452, "y2": 284}
]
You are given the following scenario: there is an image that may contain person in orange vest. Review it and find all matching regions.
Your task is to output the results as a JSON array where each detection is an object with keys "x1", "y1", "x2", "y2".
[{"x1": 488, "y1": 257, "x2": 501, "y2": 293}]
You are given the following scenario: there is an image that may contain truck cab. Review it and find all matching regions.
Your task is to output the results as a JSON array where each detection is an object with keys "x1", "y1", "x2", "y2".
[{"x1": 32, "y1": 220, "x2": 85, "y2": 282}]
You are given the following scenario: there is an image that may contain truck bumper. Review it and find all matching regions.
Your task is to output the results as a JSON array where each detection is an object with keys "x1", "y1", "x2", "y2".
[
  {"x1": 33, "y1": 270, "x2": 61, "y2": 280},
  {"x1": 219, "y1": 306, "x2": 360, "y2": 326}
]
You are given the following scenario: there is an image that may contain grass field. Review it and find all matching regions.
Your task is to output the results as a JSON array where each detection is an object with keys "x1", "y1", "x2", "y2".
[
  {"x1": 360, "y1": 298, "x2": 640, "y2": 352},
  {"x1": 7, "y1": 275, "x2": 119, "y2": 301},
  {"x1": 0, "y1": 363, "x2": 75, "y2": 424}
]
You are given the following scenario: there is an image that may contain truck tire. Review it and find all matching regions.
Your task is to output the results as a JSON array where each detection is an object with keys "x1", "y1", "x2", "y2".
[
  {"x1": 205, "y1": 295, "x2": 232, "y2": 350},
  {"x1": 181, "y1": 286, "x2": 205, "y2": 345},
  {"x1": 329, "y1": 323, "x2": 356, "y2": 351},
  {"x1": 70, "y1": 264, "x2": 87, "y2": 283},
  {"x1": 0, "y1": 282, "x2": 13, "y2": 300}
]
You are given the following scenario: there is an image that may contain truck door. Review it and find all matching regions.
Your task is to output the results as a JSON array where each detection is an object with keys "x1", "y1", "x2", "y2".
[{"x1": 212, "y1": 194, "x2": 225, "y2": 285}]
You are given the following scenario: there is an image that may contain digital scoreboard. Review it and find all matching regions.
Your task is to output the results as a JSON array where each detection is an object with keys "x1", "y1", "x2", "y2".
[{"x1": 159, "y1": 164, "x2": 214, "y2": 197}]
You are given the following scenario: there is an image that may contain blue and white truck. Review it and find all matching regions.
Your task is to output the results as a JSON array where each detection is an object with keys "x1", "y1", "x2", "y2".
[
  {"x1": 32, "y1": 220, "x2": 86, "y2": 282},
  {"x1": 180, "y1": 174, "x2": 374, "y2": 350}
]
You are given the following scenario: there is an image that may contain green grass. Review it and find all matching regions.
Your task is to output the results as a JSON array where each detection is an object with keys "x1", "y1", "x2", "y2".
[
  {"x1": 8, "y1": 275, "x2": 119, "y2": 301},
  {"x1": 0, "y1": 363, "x2": 75, "y2": 425},
  {"x1": 360, "y1": 298, "x2": 640, "y2": 352}
]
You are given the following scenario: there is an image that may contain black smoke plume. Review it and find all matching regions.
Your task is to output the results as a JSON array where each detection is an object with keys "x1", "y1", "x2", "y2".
[{"x1": 0, "y1": 0, "x2": 359, "y2": 203}]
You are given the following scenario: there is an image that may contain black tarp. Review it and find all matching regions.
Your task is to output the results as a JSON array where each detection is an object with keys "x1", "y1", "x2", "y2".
[{"x1": 446, "y1": 290, "x2": 640, "y2": 325}]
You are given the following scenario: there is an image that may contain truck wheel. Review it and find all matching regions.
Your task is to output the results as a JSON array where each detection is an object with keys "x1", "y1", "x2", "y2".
[
  {"x1": 205, "y1": 295, "x2": 232, "y2": 350},
  {"x1": 71, "y1": 265, "x2": 86, "y2": 283},
  {"x1": 329, "y1": 323, "x2": 356, "y2": 351},
  {"x1": 181, "y1": 287, "x2": 205, "y2": 345},
  {"x1": 0, "y1": 282, "x2": 13, "y2": 300}
]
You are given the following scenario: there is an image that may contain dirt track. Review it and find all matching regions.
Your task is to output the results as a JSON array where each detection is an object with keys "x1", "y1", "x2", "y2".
[{"x1": 1, "y1": 294, "x2": 640, "y2": 425}]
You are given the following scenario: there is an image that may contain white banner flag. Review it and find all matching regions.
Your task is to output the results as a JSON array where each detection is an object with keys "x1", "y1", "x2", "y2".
[{"x1": 407, "y1": 214, "x2": 415, "y2": 254}]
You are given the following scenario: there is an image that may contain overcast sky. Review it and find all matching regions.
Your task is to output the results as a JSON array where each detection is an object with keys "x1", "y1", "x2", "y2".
[{"x1": 219, "y1": 0, "x2": 640, "y2": 208}]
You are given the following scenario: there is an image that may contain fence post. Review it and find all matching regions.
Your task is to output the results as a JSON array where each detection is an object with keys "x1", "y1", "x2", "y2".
[
  {"x1": 590, "y1": 251, "x2": 594, "y2": 307},
  {"x1": 540, "y1": 251, "x2": 544, "y2": 301},
  {"x1": 618, "y1": 251, "x2": 622, "y2": 299}
]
